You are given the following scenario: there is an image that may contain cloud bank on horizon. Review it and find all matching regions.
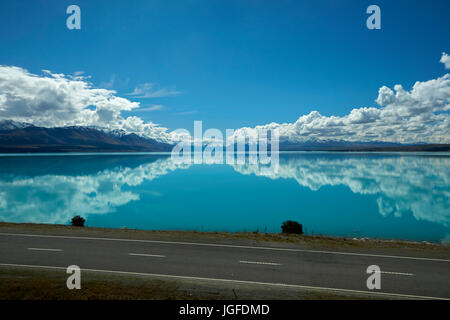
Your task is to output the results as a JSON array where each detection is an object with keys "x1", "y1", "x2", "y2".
[{"x1": 0, "y1": 53, "x2": 449, "y2": 144}]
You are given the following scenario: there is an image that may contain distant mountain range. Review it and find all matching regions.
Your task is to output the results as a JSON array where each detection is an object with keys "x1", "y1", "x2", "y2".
[
  {"x1": 0, "y1": 120, "x2": 172, "y2": 153},
  {"x1": 0, "y1": 120, "x2": 449, "y2": 153},
  {"x1": 277, "y1": 141, "x2": 450, "y2": 152}
]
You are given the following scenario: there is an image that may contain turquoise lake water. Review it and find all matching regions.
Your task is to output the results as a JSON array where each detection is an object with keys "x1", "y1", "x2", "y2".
[{"x1": 0, "y1": 152, "x2": 449, "y2": 243}]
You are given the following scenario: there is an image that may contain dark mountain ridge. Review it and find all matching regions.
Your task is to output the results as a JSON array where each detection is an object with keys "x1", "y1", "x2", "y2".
[
  {"x1": 0, "y1": 121, "x2": 448, "y2": 153},
  {"x1": 0, "y1": 125, "x2": 173, "y2": 153}
]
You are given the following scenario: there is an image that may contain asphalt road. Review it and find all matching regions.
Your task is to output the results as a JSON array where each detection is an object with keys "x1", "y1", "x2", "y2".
[{"x1": 0, "y1": 232, "x2": 449, "y2": 299}]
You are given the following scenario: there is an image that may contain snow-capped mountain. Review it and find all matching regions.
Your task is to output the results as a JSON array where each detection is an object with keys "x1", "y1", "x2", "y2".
[
  {"x1": 0, "y1": 120, "x2": 448, "y2": 153},
  {"x1": 0, "y1": 121, "x2": 173, "y2": 152},
  {"x1": 0, "y1": 120, "x2": 34, "y2": 130}
]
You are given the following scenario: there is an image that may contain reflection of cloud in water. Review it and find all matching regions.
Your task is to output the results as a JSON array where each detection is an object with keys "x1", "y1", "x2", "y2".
[
  {"x1": 0, "y1": 154, "x2": 449, "y2": 228},
  {"x1": 232, "y1": 155, "x2": 450, "y2": 226},
  {"x1": 0, "y1": 157, "x2": 190, "y2": 224}
]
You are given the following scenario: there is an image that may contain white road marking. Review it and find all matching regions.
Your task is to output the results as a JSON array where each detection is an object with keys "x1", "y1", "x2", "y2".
[
  {"x1": 375, "y1": 270, "x2": 414, "y2": 276},
  {"x1": 129, "y1": 253, "x2": 166, "y2": 258},
  {"x1": 1, "y1": 232, "x2": 449, "y2": 263},
  {"x1": 240, "y1": 260, "x2": 282, "y2": 266},
  {"x1": 27, "y1": 247, "x2": 62, "y2": 252},
  {"x1": 0, "y1": 262, "x2": 448, "y2": 300}
]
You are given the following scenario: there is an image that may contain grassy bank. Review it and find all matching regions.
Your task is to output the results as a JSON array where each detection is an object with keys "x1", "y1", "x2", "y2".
[
  {"x1": 0, "y1": 266, "x2": 378, "y2": 300},
  {"x1": 1, "y1": 222, "x2": 449, "y2": 257}
]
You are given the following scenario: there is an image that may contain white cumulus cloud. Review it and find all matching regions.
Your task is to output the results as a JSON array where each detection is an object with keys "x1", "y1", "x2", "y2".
[
  {"x1": 0, "y1": 52, "x2": 449, "y2": 145},
  {"x1": 231, "y1": 72, "x2": 450, "y2": 144},
  {"x1": 0, "y1": 66, "x2": 178, "y2": 143},
  {"x1": 441, "y1": 52, "x2": 450, "y2": 69}
]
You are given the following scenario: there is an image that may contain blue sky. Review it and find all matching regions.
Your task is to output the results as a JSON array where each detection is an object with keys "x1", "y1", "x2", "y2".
[{"x1": 0, "y1": 0, "x2": 449, "y2": 142}]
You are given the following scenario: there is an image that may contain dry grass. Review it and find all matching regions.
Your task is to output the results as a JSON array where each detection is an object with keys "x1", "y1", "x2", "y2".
[
  {"x1": 0, "y1": 267, "x2": 200, "y2": 300},
  {"x1": 0, "y1": 267, "x2": 378, "y2": 300}
]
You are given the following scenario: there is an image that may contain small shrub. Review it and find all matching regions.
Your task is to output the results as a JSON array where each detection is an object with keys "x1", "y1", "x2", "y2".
[
  {"x1": 71, "y1": 215, "x2": 85, "y2": 227},
  {"x1": 281, "y1": 220, "x2": 303, "y2": 234}
]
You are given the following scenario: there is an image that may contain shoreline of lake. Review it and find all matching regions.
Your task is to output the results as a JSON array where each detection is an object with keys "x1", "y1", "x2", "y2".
[{"x1": 1, "y1": 222, "x2": 449, "y2": 255}]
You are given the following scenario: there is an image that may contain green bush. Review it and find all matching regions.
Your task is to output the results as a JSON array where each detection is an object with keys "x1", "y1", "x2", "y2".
[
  {"x1": 71, "y1": 215, "x2": 85, "y2": 227},
  {"x1": 281, "y1": 220, "x2": 303, "y2": 234}
]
